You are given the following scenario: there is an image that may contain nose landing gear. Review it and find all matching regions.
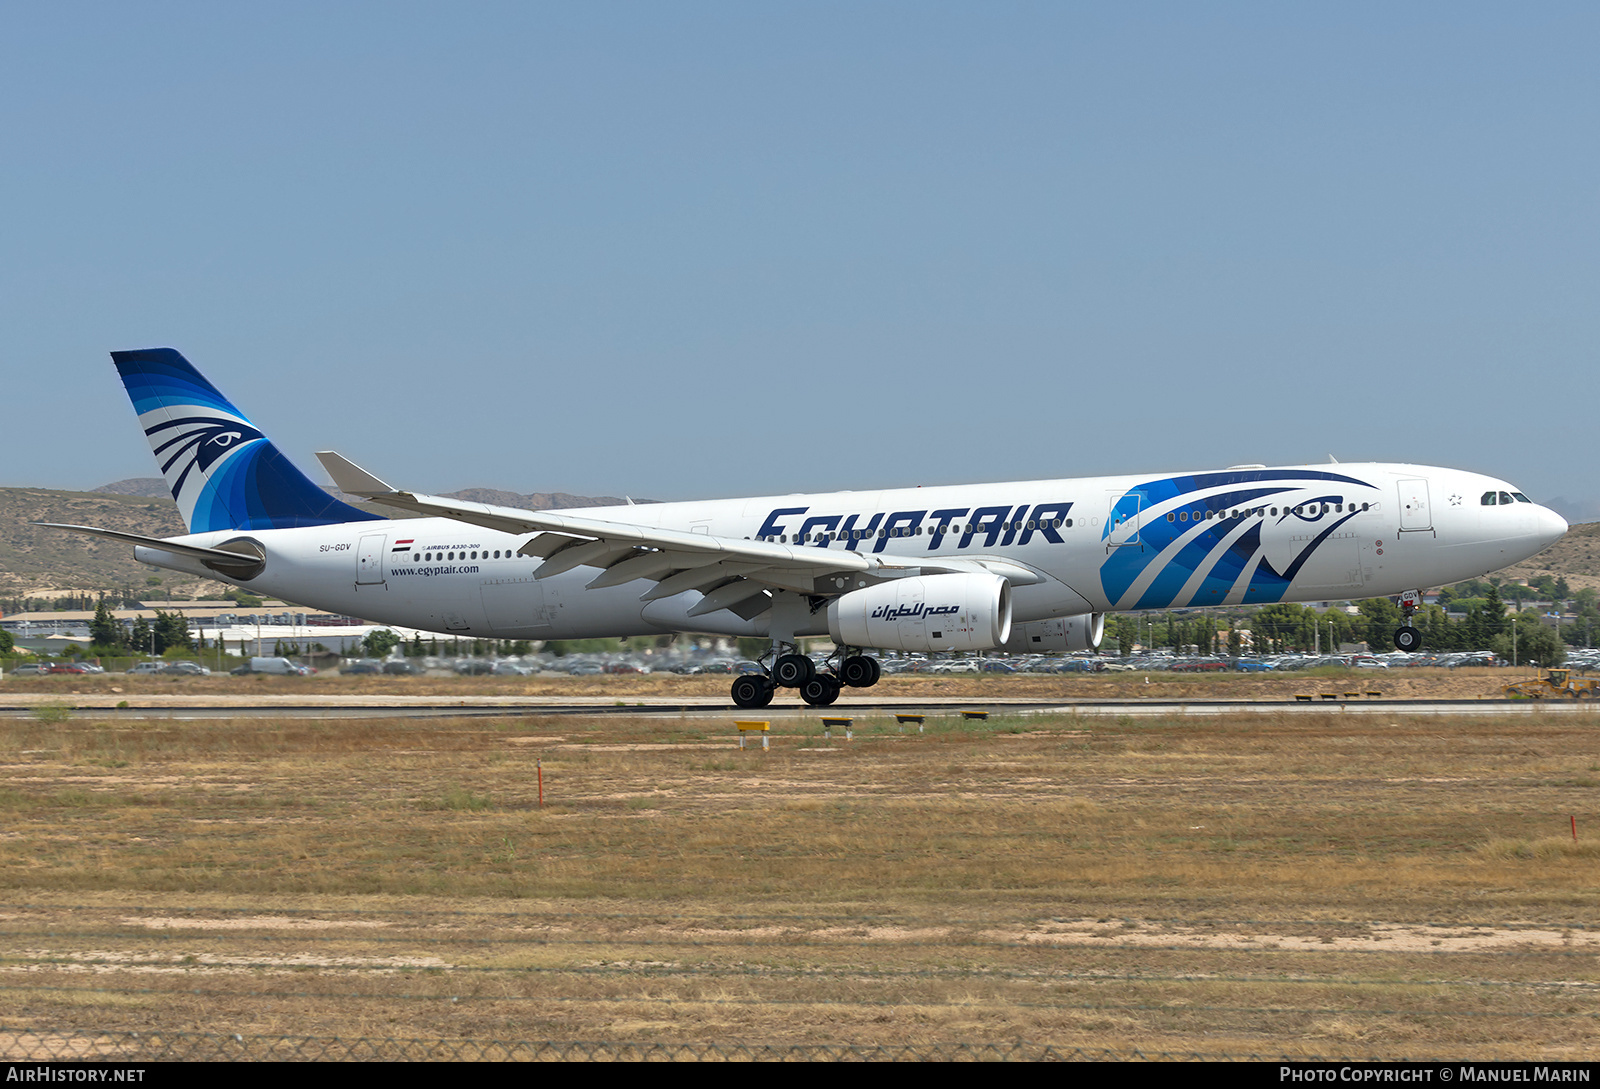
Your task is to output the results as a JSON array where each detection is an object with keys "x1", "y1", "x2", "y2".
[{"x1": 1393, "y1": 589, "x2": 1423, "y2": 653}]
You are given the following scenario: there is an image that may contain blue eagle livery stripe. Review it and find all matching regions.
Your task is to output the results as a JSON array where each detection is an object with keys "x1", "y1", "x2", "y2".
[
  {"x1": 111, "y1": 348, "x2": 382, "y2": 534},
  {"x1": 1099, "y1": 469, "x2": 1378, "y2": 609}
]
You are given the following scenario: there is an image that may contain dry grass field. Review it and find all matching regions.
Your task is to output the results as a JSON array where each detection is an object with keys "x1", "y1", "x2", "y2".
[
  {"x1": 1, "y1": 694, "x2": 1597, "y2": 1059},
  {"x1": 0, "y1": 664, "x2": 1555, "y2": 705}
]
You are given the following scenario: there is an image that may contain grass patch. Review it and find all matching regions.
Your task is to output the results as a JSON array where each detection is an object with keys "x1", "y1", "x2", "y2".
[
  {"x1": 1476, "y1": 836, "x2": 1600, "y2": 861},
  {"x1": 418, "y1": 786, "x2": 495, "y2": 812}
]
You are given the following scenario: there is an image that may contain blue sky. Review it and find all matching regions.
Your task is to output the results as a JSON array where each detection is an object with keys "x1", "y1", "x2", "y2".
[{"x1": 5, "y1": 3, "x2": 1597, "y2": 519}]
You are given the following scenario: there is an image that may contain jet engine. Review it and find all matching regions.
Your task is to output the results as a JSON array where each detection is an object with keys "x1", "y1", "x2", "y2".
[
  {"x1": 1001, "y1": 613, "x2": 1105, "y2": 654},
  {"x1": 826, "y1": 572, "x2": 1012, "y2": 653}
]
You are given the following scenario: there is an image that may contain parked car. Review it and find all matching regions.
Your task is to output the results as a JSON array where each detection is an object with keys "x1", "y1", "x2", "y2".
[{"x1": 231, "y1": 657, "x2": 309, "y2": 676}]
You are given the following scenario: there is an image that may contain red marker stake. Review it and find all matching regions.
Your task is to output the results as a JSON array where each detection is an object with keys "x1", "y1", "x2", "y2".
[{"x1": 1573, "y1": 815, "x2": 1578, "y2": 843}]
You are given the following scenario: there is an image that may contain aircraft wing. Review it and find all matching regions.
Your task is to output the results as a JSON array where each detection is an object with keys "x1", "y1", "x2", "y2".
[{"x1": 317, "y1": 452, "x2": 1040, "y2": 611}]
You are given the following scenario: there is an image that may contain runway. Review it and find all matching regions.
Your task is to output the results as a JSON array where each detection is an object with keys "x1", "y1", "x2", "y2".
[{"x1": 3, "y1": 693, "x2": 1596, "y2": 719}]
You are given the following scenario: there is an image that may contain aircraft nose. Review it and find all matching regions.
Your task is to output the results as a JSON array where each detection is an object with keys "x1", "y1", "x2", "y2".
[{"x1": 1536, "y1": 506, "x2": 1568, "y2": 549}]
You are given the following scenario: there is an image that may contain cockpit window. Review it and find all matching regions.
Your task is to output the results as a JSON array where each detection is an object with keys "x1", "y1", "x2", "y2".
[
  {"x1": 1499, "y1": 492, "x2": 1515, "y2": 505},
  {"x1": 1512, "y1": 492, "x2": 1531, "y2": 503},
  {"x1": 1481, "y1": 492, "x2": 1498, "y2": 506}
]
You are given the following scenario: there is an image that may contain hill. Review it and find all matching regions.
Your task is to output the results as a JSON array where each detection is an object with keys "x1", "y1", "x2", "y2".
[
  {"x1": 1500, "y1": 518, "x2": 1600, "y2": 591},
  {"x1": 91, "y1": 478, "x2": 175, "y2": 498},
  {"x1": 0, "y1": 487, "x2": 190, "y2": 597}
]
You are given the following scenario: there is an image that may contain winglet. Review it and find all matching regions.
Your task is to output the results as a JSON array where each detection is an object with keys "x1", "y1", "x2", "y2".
[{"x1": 315, "y1": 451, "x2": 396, "y2": 497}]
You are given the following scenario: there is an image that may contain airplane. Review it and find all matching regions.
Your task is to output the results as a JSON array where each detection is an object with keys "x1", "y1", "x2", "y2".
[{"x1": 43, "y1": 347, "x2": 1569, "y2": 708}]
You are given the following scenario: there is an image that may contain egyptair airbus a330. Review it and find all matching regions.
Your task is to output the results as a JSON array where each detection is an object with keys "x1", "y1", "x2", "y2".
[{"x1": 43, "y1": 348, "x2": 1568, "y2": 708}]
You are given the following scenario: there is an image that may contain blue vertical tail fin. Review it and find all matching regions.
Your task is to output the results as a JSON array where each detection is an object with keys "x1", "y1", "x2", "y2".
[{"x1": 111, "y1": 347, "x2": 382, "y2": 533}]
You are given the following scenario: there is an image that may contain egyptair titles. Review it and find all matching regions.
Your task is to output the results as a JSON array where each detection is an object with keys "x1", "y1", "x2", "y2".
[{"x1": 754, "y1": 502, "x2": 1076, "y2": 553}]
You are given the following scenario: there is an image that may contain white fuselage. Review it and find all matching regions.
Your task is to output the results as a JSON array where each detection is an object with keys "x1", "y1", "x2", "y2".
[{"x1": 134, "y1": 462, "x2": 1568, "y2": 642}]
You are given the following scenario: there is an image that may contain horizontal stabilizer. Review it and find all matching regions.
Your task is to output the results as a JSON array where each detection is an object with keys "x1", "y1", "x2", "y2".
[{"x1": 35, "y1": 523, "x2": 264, "y2": 569}]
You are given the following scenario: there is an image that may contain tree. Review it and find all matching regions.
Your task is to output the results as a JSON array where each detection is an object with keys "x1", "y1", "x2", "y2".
[
  {"x1": 1481, "y1": 586, "x2": 1506, "y2": 640},
  {"x1": 362, "y1": 629, "x2": 402, "y2": 658},
  {"x1": 1253, "y1": 603, "x2": 1309, "y2": 654},
  {"x1": 90, "y1": 599, "x2": 124, "y2": 650},
  {"x1": 1494, "y1": 615, "x2": 1565, "y2": 668},
  {"x1": 129, "y1": 617, "x2": 153, "y2": 657},
  {"x1": 1105, "y1": 615, "x2": 1138, "y2": 656},
  {"x1": 0, "y1": 629, "x2": 13, "y2": 655},
  {"x1": 1356, "y1": 597, "x2": 1402, "y2": 643},
  {"x1": 1421, "y1": 604, "x2": 1457, "y2": 651},
  {"x1": 151, "y1": 610, "x2": 193, "y2": 655}
]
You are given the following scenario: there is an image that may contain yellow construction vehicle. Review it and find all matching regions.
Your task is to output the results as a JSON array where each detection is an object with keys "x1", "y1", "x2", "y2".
[{"x1": 1502, "y1": 668, "x2": 1600, "y2": 700}]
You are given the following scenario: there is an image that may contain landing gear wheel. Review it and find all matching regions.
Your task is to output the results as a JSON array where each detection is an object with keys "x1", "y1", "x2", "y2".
[
  {"x1": 800, "y1": 675, "x2": 841, "y2": 707},
  {"x1": 773, "y1": 653, "x2": 816, "y2": 688},
  {"x1": 840, "y1": 655, "x2": 880, "y2": 688},
  {"x1": 1393, "y1": 625, "x2": 1422, "y2": 653},
  {"x1": 731, "y1": 674, "x2": 775, "y2": 709}
]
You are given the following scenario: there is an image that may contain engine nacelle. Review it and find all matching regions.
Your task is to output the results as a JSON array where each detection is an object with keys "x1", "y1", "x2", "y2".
[
  {"x1": 1001, "y1": 613, "x2": 1105, "y2": 654},
  {"x1": 827, "y1": 573, "x2": 1012, "y2": 653}
]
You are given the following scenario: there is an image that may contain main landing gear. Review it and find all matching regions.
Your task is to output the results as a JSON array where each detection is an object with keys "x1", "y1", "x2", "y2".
[
  {"x1": 1394, "y1": 589, "x2": 1423, "y2": 653},
  {"x1": 730, "y1": 673, "x2": 776, "y2": 709},
  {"x1": 729, "y1": 646, "x2": 883, "y2": 709}
]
